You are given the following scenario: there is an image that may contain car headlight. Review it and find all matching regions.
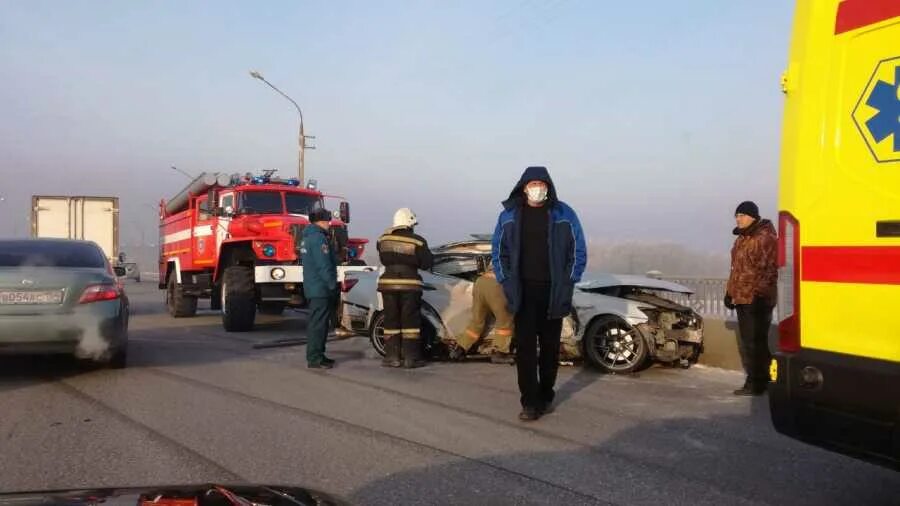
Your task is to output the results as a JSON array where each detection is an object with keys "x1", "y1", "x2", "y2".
[
  {"x1": 262, "y1": 244, "x2": 276, "y2": 257},
  {"x1": 271, "y1": 267, "x2": 286, "y2": 280}
]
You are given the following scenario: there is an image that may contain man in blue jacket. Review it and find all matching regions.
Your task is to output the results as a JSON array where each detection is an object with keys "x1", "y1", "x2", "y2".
[
  {"x1": 301, "y1": 208, "x2": 339, "y2": 369},
  {"x1": 492, "y1": 166, "x2": 587, "y2": 421}
]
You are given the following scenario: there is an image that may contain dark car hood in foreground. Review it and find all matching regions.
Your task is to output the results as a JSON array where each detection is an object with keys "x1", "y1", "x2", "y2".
[{"x1": 0, "y1": 484, "x2": 346, "y2": 506}]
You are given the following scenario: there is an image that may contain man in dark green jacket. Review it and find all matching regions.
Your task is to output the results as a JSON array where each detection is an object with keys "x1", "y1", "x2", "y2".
[{"x1": 301, "y1": 208, "x2": 339, "y2": 369}]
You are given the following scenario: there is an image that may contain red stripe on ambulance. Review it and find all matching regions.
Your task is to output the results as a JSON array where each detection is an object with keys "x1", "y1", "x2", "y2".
[
  {"x1": 802, "y1": 246, "x2": 900, "y2": 284},
  {"x1": 835, "y1": 0, "x2": 900, "y2": 34}
]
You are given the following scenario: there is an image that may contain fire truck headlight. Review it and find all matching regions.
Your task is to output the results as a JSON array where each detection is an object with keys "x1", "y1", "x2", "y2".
[
  {"x1": 262, "y1": 244, "x2": 276, "y2": 257},
  {"x1": 270, "y1": 267, "x2": 286, "y2": 280}
]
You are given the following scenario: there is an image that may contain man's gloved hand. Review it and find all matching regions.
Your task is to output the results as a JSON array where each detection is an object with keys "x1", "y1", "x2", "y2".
[{"x1": 724, "y1": 294, "x2": 735, "y2": 310}]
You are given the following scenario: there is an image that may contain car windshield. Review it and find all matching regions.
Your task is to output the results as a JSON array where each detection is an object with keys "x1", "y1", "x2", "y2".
[
  {"x1": 239, "y1": 191, "x2": 283, "y2": 214},
  {"x1": 285, "y1": 193, "x2": 322, "y2": 215},
  {"x1": 0, "y1": 241, "x2": 106, "y2": 268}
]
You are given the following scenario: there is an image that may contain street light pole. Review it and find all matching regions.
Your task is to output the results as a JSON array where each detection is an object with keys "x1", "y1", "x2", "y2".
[{"x1": 249, "y1": 70, "x2": 311, "y2": 182}]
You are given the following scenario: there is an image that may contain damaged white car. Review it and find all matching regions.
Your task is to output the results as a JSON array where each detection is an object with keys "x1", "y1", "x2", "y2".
[{"x1": 342, "y1": 238, "x2": 704, "y2": 373}]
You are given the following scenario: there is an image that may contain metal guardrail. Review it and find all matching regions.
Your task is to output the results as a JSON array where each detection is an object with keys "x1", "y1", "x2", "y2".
[{"x1": 659, "y1": 276, "x2": 779, "y2": 322}]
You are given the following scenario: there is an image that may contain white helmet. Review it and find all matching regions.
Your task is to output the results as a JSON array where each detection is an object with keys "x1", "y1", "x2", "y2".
[{"x1": 393, "y1": 207, "x2": 418, "y2": 228}]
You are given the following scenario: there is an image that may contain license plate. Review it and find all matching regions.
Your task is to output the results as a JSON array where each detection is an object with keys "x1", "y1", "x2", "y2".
[{"x1": 0, "y1": 290, "x2": 64, "y2": 305}]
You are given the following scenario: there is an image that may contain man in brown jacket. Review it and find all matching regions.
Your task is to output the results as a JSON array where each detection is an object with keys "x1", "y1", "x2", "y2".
[{"x1": 725, "y1": 201, "x2": 778, "y2": 396}]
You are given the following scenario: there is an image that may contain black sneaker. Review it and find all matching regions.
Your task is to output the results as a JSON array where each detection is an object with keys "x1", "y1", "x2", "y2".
[
  {"x1": 381, "y1": 358, "x2": 402, "y2": 368},
  {"x1": 539, "y1": 403, "x2": 555, "y2": 415},
  {"x1": 490, "y1": 352, "x2": 515, "y2": 365},
  {"x1": 449, "y1": 345, "x2": 467, "y2": 361},
  {"x1": 518, "y1": 408, "x2": 541, "y2": 422},
  {"x1": 308, "y1": 362, "x2": 334, "y2": 370},
  {"x1": 321, "y1": 357, "x2": 336, "y2": 366},
  {"x1": 733, "y1": 384, "x2": 766, "y2": 396}
]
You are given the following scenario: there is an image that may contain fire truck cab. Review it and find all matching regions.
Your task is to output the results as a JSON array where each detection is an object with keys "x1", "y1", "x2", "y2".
[
  {"x1": 158, "y1": 171, "x2": 369, "y2": 332},
  {"x1": 769, "y1": 0, "x2": 900, "y2": 470}
]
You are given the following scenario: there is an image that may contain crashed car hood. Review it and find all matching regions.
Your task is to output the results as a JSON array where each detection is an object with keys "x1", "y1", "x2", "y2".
[
  {"x1": 0, "y1": 483, "x2": 346, "y2": 506},
  {"x1": 577, "y1": 274, "x2": 693, "y2": 294}
]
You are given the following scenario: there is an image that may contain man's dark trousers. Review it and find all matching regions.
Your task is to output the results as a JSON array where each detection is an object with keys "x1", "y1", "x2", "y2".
[
  {"x1": 307, "y1": 296, "x2": 334, "y2": 365},
  {"x1": 515, "y1": 281, "x2": 563, "y2": 410},
  {"x1": 735, "y1": 297, "x2": 773, "y2": 388}
]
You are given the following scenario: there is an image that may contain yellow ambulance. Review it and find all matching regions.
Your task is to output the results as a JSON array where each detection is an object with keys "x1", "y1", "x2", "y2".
[{"x1": 769, "y1": 0, "x2": 900, "y2": 469}]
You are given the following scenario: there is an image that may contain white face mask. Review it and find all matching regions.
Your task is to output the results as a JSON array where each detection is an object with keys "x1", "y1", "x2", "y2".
[{"x1": 525, "y1": 185, "x2": 548, "y2": 203}]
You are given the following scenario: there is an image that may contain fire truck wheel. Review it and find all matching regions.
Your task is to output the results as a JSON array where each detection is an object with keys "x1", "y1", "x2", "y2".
[
  {"x1": 222, "y1": 265, "x2": 256, "y2": 332},
  {"x1": 167, "y1": 274, "x2": 198, "y2": 317},
  {"x1": 258, "y1": 302, "x2": 286, "y2": 315}
]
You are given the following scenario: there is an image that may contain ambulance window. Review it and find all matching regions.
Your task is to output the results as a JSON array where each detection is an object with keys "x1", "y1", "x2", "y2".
[
  {"x1": 286, "y1": 193, "x2": 322, "y2": 215},
  {"x1": 239, "y1": 191, "x2": 283, "y2": 214}
]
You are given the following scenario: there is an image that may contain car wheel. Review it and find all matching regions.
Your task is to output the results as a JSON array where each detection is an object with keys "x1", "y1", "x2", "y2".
[
  {"x1": 369, "y1": 311, "x2": 386, "y2": 357},
  {"x1": 108, "y1": 346, "x2": 127, "y2": 369},
  {"x1": 167, "y1": 274, "x2": 197, "y2": 317},
  {"x1": 221, "y1": 265, "x2": 256, "y2": 332},
  {"x1": 583, "y1": 315, "x2": 649, "y2": 373}
]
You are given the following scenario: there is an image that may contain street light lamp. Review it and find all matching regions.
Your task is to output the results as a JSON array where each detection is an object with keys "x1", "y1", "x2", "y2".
[
  {"x1": 170, "y1": 165, "x2": 196, "y2": 180},
  {"x1": 249, "y1": 70, "x2": 313, "y2": 182}
]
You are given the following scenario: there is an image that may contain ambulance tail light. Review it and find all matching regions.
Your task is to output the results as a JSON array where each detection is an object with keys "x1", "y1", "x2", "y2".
[{"x1": 777, "y1": 211, "x2": 800, "y2": 352}]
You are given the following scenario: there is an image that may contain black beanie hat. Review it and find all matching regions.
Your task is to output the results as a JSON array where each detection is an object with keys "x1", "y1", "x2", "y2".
[{"x1": 735, "y1": 201, "x2": 760, "y2": 219}]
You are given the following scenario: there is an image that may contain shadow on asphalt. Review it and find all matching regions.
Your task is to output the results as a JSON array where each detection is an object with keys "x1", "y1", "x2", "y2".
[
  {"x1": 349, "y1": 397, "x2": 900, "y2": 506},
  {"x1": 0, "y1": 355, "x2": 96, "y2": 394}
]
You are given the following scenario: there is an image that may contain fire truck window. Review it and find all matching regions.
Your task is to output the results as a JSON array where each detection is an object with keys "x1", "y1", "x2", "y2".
[
  {"x1": 239, "y1": 191, "x2": 283, "y2": 214},
  {"x1": 221, "y1": 194, "x2": 234, "y2": 214},
  {"x1": 286, "y1": 194, "x2": 322, "y2": 215},
  {"x1": 198, "y1": 197, "x2": 211, "y2": 221}
]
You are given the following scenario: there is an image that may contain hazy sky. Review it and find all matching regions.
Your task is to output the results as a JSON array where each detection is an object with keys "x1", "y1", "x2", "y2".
[{"x1": 0, "y1": 0, "x2": 793, "y2": 258}]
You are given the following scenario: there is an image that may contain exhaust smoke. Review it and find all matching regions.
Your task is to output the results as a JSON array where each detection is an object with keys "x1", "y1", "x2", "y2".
[{"x1": 73, "y1": 313, "x2": 111, "y2": 361}]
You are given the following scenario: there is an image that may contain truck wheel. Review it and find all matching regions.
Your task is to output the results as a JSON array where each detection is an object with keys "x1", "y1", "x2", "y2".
[
  {"x1": 258, "y1": 302, "x2": 286, "y2": 315},
  {"x1": 222, "y1": 265, "x2": 256, "y2": 332},
  {"x1": 167, "y1": 274, "x2": 197, "y2": 317},
  {"x1": 582, "y1": 315, "x2": 648, "y2": 374}
]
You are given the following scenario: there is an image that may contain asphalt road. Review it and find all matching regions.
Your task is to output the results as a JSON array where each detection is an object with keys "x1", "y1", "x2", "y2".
[{"x1": 0, "y1": 281, "x2": 897, "y2": 505}]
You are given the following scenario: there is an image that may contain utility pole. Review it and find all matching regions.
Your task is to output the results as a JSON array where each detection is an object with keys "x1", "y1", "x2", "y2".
[{"x1": 249, "y1": 70, "x2": 315, "y2": 182}]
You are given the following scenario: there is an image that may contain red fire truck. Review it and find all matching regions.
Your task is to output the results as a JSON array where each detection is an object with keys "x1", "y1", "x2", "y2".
[{"x1": 157, "y1": 171, "x2": 369, "y2": 331}]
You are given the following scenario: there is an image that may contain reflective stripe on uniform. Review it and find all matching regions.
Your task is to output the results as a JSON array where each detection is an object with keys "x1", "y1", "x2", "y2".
[
  {"x1": 493, "y1": 328, "x2": 513, "y2": 336},
  {"x1": 401, "y1": 328, "x2": 421, "y2": 334},
  {"x1": 383, "y1": 329, "x2": 402, "y2": 335},
  {"x1": 466, "y1": 328, "x2": 480, "y2": 338},
  {"x1": 378, "y1": 234, "x2": 424, "y2": 247}
]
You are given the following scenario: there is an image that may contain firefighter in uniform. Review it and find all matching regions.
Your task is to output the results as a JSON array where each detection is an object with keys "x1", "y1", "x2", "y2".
[
  {"x1": 450, "y1": 258, "x2": 515, "y2": 364},
  {"x1": 377, "y1": 208, "x2": 433, "y2": 369}
]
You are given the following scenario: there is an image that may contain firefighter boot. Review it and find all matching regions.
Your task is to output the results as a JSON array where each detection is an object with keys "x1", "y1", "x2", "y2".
[
  {"x1": 381, "y1": 335, "x2": 402, "y2": 368},
  {"x1": 402, "y1": 338, "x2": 426, "y2": 369}
]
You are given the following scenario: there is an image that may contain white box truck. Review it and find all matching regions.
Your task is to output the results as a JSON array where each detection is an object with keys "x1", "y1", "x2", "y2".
[{"x1": 30, "y1": 195, "x2": 137, "y2": 280}]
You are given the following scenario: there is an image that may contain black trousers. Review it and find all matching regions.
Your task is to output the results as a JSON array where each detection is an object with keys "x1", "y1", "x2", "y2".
[
  {"x1": 382, "y1": 290, "x2": 422, "y2": 342},
  {"x1": 515, "y1": 281, "x2": 563, "y2": 409},
  {"x1": 736, "y1": 298, "x2": 774, "y2": 388},
  {"x1": 306, "y1": 297, "x2": 333, "y2": 365}
]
